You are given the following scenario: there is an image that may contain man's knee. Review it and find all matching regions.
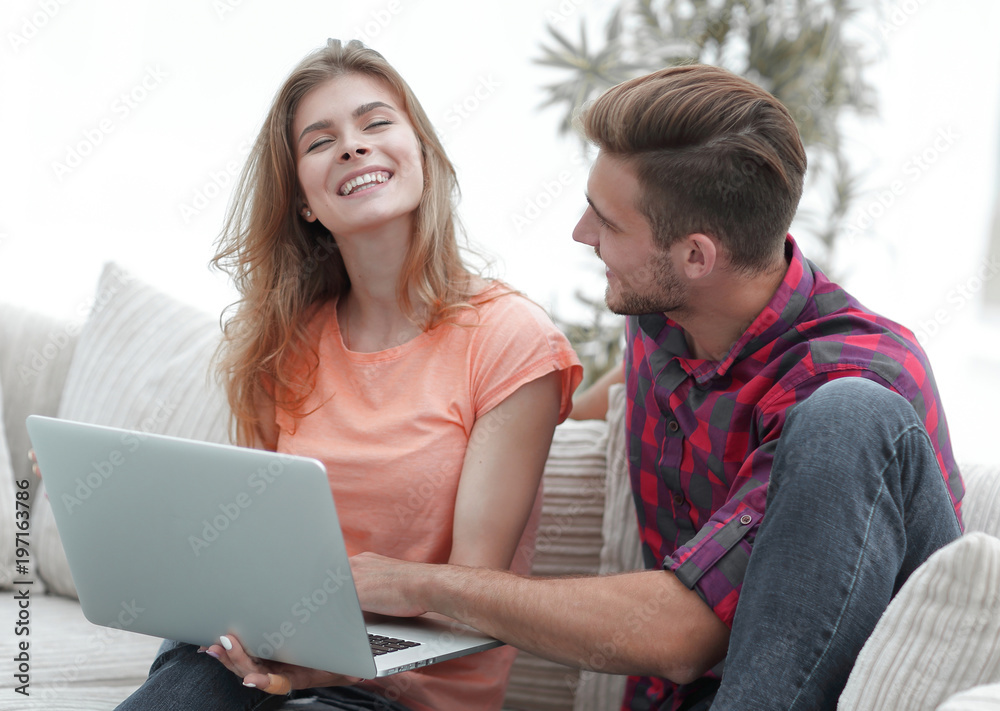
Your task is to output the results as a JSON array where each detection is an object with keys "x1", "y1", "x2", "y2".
[
  {"x1": 772, "y1": 377, "x2": 937, "y2": 507},
  {"x1": 785, "y1": 377, "x2": 920, "y2": 441}
]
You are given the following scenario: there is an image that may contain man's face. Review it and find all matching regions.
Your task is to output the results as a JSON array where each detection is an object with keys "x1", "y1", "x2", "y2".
[{"x1": 572, "y1": 151, "x2": 688, "y2": 316}]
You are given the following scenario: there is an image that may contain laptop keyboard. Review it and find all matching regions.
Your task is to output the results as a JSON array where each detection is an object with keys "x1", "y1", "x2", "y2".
[{"x1": 368, "y1": 634, "x2": 422, "y2": 656}]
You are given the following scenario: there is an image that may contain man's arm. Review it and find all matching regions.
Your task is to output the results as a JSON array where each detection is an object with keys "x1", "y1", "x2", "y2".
[{"x1": 351, "y1": 553, "x2": 730, "y2": 684}]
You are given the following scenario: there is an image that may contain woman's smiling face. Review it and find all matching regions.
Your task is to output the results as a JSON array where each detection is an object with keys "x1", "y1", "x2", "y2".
[{"x1": 293, "y1": 73, "x2": 424, "y2": 238}]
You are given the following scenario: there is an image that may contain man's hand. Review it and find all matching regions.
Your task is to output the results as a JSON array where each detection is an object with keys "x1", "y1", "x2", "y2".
[
  {"x1": 350, "y1": 551, "x2": 433, "y2": 618},
  {"x1": 350, "y1": 552, "x2": 730, "y2": 683},
  {"x1": 202, "y1": 634, "x2": 360, "y2": 695}
]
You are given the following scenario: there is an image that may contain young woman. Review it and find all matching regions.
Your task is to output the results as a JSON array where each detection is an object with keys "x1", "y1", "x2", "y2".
[{"x1": 114, "y1": 39, "x2": 581, "y2": 711}]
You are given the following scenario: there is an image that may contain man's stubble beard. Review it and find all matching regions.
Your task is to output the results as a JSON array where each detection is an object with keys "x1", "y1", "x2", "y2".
[{"x1": 603, "y1": 249, "x2": 688, "y2": 317}]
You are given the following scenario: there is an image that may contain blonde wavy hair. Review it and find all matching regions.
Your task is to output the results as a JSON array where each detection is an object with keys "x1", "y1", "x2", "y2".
[{"x1": 213, "y1": 39, "x2": 481, "y2": 447}]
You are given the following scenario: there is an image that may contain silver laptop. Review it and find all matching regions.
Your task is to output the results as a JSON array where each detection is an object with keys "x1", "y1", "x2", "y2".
[{"x1": 25, "y1": 415, "x2": 502, "y2": 679}]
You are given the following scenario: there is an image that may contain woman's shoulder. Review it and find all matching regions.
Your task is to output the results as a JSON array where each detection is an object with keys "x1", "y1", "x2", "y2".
[{"x1": 465, "y1": 279, "x2": 553, "y2": 325}]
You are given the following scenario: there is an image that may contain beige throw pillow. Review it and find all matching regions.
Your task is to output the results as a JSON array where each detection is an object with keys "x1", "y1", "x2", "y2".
[
  {"x1": 936, "y1": 682, "x2": 1000, "y2": 710},
  {"x1": 960, "y1": 462, "x2": 1000, "y2": 537},
  {"x1": 503, "y1": 417, "x2": 610, "y2": 711},
  {"x1": 0, "y1": 376, "x2": 21, "y2": 589},
  {"x1": 837, "y1": 532, "x2": 1000, "y2": 710},
  {"x1": 573, "y1": 383, "x2": 644, "y2": 711},
  {"x1": 33, "y1": 263, "x2": 230, "y2": 598}
]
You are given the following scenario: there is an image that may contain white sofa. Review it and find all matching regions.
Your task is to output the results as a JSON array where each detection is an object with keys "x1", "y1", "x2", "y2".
[{"x1": 2, "y1": 263, "x2": 1000, "y2": 711}]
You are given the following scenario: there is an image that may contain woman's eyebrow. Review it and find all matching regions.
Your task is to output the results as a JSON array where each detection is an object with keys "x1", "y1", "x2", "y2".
[
  {"x1": 298, "y1": 102, "x2": 397, "y2": 144},
  {"x1": 352, "y1": 100, "x2": 394, "y2": 118},
  {"x1": 298, "y1": 119, "x2": 331, "y2": 144}
]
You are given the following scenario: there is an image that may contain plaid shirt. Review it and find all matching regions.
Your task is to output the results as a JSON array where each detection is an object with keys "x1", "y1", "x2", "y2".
[{"x1": 621, "y1": 236, "x2": 963, "y2": 711}]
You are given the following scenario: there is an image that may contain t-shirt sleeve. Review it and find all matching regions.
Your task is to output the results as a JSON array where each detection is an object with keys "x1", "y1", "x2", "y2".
[{"x1": 468, "y1": 293, "x2": 583, "y2": 423}]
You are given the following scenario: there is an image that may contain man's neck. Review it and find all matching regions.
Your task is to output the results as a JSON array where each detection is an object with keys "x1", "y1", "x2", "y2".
[{"x1": 676, "y1": 261, "x2": 788, "y2": 363}]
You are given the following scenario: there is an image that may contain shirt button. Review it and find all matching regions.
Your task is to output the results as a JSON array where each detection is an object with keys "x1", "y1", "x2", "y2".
[
  {"x1": 740, "y1": 514, "x2": 753, "y2": 526},
  {"x1": 672, "y1": 493, "x2": 684, "y2": 506},
  {"x1": 667, "y1": 420, "x2": 679, "y2": 432}
]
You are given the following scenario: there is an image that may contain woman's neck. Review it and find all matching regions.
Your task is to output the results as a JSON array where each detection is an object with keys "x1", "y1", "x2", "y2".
[{"x1": 334, "y1": 220, "x2": 425, "y2": 352}]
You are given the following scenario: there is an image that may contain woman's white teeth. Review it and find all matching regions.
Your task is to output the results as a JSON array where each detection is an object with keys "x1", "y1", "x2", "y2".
[{"x1": 340, "y1": 172, "x2": 389, "y2": 196}]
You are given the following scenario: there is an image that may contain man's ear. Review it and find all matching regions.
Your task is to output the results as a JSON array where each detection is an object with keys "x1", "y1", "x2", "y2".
[{"x1": 675, "y1": 233, "x2": 718, "y2": 280}]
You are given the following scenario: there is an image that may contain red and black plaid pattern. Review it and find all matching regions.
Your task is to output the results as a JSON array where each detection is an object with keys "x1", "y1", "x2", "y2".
[{"x1": 621, "y1": 236, "x2": 963, "y2": 711}]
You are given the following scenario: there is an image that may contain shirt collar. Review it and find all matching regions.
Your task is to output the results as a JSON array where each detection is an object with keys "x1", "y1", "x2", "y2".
[{"x1": 642, "y1": 235, "x2": 816, "y2": 385}]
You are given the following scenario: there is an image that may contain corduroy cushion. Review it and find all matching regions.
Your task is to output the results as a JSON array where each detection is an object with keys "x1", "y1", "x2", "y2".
[
  {"x1": 32, "y1": 262, "x2": 230, "y2": 598},
  {"x1": 936, "y1": 682, "x2": 1000, "y2": 710},
  {"x1": 0, "y1": 377, "x2": 18, "y2": 589},
  {"x1": 837, "y1": 531, "x2": 1000, "y2": 710},
  {"x1": 961, "y1": 463, "x2": 1000, "y2": 537}
]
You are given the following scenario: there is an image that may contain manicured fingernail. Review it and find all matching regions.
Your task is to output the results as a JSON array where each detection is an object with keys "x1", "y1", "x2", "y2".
[
  {"x1": 219, "y1": 635, "x2": 232, "y2": 651},
  {"x1": 243, "y1": 682, "x2": 256, "y2": 688},
  {"x1": 206, "y1": 650, "x2": 220, "y2": 659}
]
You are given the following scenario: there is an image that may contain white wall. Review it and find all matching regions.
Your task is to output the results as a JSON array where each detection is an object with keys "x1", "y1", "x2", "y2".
[
  {"x1": 833, "y1": 2, "x2": 1000, "y2": 465},
  {"x1": 1, "y1": 0, "x2": 611, "y2": 319}
]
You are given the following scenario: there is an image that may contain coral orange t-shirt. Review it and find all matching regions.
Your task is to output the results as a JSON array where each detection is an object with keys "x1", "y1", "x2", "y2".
[{"x1": 274, "y1": 288, "x2": 582, "y2": 711}]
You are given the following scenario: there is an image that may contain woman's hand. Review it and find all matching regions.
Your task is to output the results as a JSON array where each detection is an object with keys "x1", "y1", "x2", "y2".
[
  {"x1": 202, "y1": 634, "x2": 360, "y2": 695},
  {"x1": 29, "y1": 449, "x2": 40, "y2": 478}
]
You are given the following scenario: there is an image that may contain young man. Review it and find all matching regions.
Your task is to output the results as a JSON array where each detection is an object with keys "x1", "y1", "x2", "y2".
[{"x1": 297, "y1": 65, "x2": 964, "y2": 709}]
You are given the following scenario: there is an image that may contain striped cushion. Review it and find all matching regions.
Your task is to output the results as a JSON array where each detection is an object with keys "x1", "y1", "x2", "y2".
[
  {"x1": 503, "y1": 417, "x2": 609, "y2": 711},
  {"x1": 33, "y1": 262, "x2": 229, "y2": 598},
  {"x1": 0, "y1": 592, "x2": 160, "y2": 709},
  {"x1": 937, "y1": 683, "x2": 1000, "y2": 710},
  {"x1": 838, "y1": 462, "x2": 1000, "y2": 710},
  {"x1": 838, "y1": 531, "x2": 1000, "y2": 710},
  {"x1": 961, "y1": 462, "x2": 1000, "y2": 537},
  {"x1": 573, "y1": 384, "x2": 642, "y2": 711},
  {"x1": 0, "y1": 377, "x2": 17, "y2": 588}
]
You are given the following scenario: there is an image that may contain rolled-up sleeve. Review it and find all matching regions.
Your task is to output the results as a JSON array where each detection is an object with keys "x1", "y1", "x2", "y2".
[
  {"x1": 662, "y1": 436, "x2": 778, "y2": 628},
  {"x1": 664, "y1": 495, "x2": 763, "y2": 627}
]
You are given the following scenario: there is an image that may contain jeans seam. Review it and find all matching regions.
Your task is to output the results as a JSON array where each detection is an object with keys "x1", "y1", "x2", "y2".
[
  {"x1": 786, "y1": 433, "x2": 902, "y2": 709},
  {"x1": 786, "y1": 421, "x2": 925, "y2": 707}
]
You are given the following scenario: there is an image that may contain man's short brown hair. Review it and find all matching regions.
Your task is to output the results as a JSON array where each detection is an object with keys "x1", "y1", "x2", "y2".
[{"x1": 582, "y1": 64, "x2": 807, "y2": 273}]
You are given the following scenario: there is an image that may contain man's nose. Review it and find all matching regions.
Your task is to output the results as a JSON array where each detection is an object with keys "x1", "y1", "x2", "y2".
[{"x1": 572, "y1": 211, "x2": 598, "y2": 247}]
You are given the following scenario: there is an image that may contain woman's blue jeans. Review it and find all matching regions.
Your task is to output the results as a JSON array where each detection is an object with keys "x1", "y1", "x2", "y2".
[
  {"x1": 113, "y1": 643, "x2": 413, "y2": 710},
  {"x1": 711, "y1": 377, "x2": 962, "y2": 710}
]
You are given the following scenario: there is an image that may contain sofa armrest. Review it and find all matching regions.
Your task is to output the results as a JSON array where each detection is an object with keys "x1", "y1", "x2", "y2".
[
  {"x1": 0, "y1": 303, "x2": 79, "y2": 593},
  {"x1": 504, "y1": 416, "x2": 610, "y2": 710},
  {"x1": 0, "y1": 303, "x2": 79, "y2": 503},
  {"x1": 572, "y1": 383, "x2": 643, "y2": 711}
]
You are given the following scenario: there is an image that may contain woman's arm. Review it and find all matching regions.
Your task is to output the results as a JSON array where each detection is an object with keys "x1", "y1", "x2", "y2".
[
  {"x1": 448, "y1": 371, "x2": 562, "y2": 569},
  {"x1": 569, "y1": 362, "x2": 624, "y2": 421}
]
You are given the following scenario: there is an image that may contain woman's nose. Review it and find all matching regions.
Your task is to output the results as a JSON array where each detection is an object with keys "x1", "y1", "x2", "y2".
[{"x1": 339, "y1": 145, "x2": 369, "y2": 162}]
